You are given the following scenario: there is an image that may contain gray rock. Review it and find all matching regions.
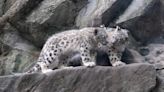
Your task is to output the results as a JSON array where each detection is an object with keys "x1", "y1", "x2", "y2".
[
  {"x1": 0, "y1": 0, "x2": 5, "y2": 16},
  {"x1": 76, "y1": 0, "x2": 155, "y2": 28},
  {"x1": 26, "y1": 0, "x2": 85, "y2": 29},
  {"x1": 9, "y1": 0, "x2": 87, "y2": 47},
  {"x1": 115, "y1": 0, "x2": 155, "y2": 24},
  {"x1": 0, "y1": 24, "x2": 39, "y2": 75},
  {"x1": 0, "y1": 0, "x2": 45, "y2": 32},
  {"x1": 152, "y1": 71, "x2": 164, "y2": 92},
  {"x1": 0, "y1": 41, "x2": 10, "y2": 57},
  {"x1": 122, "y1": 48, "x2": 145, "y2": 64},
  {"x1": 2, "y1": 0, "x2": 18, "y2": 13},
  {"x1": 0, "y1": 49, "x2": 39, "y2": 75},
  {"x1": 0, "y1": 24, "x2": 37, "y2": 51},
  {"x1": 122, "y1": 43, "x2": 164, "y2": 70},
  {"x1": 76, "y1": 0, "x2": 117, "y2": 28},
  {"x1": 139, "y1": 44, "x2": 164, "y2": 69},
  {"x1": 0, "y1": 63, "x2": 156, "y2": 92},
  {"x1": 119, "y1": 0, "x2": 163, "y2": 43}
]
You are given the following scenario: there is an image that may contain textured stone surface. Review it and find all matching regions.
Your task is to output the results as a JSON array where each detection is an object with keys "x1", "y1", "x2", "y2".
[
  {"x1": 76, "y1": 0, "x2": 117, "y2": 28},
  {"x1": 138, "y1": 44, "x2": 164, "y2": 69},
  {"x1": 0, "y1": 49, "x2": 39, "y2": 75},
  {"x1": 119, "y1": 0, "x2": 163, "y2": 43},
  {"x1": 115, "y1": 0, "x2": 155, "y2": 24},
  {"x1": 0, "y1": 64, "x2": 156, "y2": 92},
  {"x1": 152, "y1": 70, "x2": 164, "y2": 92},
  {"x1": 2, "y1": 0, "x2": 18, "y2": 13},
  {"x1": 0, "y1": 0, "x2": 4, "y2": 16},
  {"x1": 122, "y1": 48, "x2": 145, "y2": 64},
  {"x1": 0, "y1": 24, "x2": 37, "y2": 51},
  {"x1": 9, "y1": 0, "x2": 87, "y2": 47},
  {"x1": 0, "y1": 24, "x2": 39, "y2": 75}
]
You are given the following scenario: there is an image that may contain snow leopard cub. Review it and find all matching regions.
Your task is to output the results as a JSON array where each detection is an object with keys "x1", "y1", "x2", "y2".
[
  {"x1": 27, "y1": 26, "x2": 129, "y2": 73},
  {"x1": 27, "y1": 27, "x2": 109, "y2": 73}
]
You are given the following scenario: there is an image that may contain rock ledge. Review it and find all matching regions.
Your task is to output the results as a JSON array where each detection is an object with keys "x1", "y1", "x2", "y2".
[{"x1": 0, "y1": 63, "x2": 156, "y2": 92}]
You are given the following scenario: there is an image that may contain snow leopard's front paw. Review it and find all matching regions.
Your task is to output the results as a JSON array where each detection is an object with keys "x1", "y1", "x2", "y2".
[
  {"x1": 42, "y1": 69, "x2": 53, "y2": 73},
  {"x1": 112, "y1": 61, "x2": 126, "y2": 67},
  {"x1": 84, "y1": 62, "x2": 96, "y2": 68}
]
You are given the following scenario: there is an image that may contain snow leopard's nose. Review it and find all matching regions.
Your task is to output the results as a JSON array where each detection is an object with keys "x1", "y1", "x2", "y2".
[{"x1": 125, "y1": 37, "x2": 128, "y2": 41}]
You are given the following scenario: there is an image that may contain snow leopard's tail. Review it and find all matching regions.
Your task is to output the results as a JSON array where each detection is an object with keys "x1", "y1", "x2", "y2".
[{"x1": 26, "y1": 62, "x2": 42, "y2": 73}]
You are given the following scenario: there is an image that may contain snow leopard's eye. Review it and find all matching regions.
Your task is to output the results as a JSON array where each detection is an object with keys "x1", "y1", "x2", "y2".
[
  {"x1": 102, "y1": 35, "x2": 107, "y2": 39},
  {"x1": 94, "y1": 29, "x2": 98, "y2": 35}
]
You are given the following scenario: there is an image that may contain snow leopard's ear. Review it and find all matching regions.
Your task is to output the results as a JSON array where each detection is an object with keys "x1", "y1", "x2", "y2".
[
  {"x1": 116, "y1": 26, "x2": 121, "y2": 31},
  {"x1": 100, "y1": 24, "x2": 107, "y2": 30}
]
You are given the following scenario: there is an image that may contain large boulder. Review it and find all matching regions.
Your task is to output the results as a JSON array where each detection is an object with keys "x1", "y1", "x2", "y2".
[
  {"x1": 76, "y1": 0, "x2": 118, "y2": 28},
  {"x1": 118, "y1": 0, "x2": 163, "y2": 43},
  {"x1": 0, "y1": 64, "x2": 156, "y2": 92},
  {"x1": 0, "y1": 24, "x2": 39, "y2": 75},
  {"x1": 7, "y1": 0, "x2": 87, "y2": 47},
  {"x1": 76, "y1": 0, "x2": 155, "y2": 28}
]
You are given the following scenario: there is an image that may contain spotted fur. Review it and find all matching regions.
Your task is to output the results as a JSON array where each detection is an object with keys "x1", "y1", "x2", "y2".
[
  {"x1": 99, "y1": 26, "x2": 129, "y2": 66},
  {"x1": 27, "y1": 26, "x2": 129, "y2": 73}
]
